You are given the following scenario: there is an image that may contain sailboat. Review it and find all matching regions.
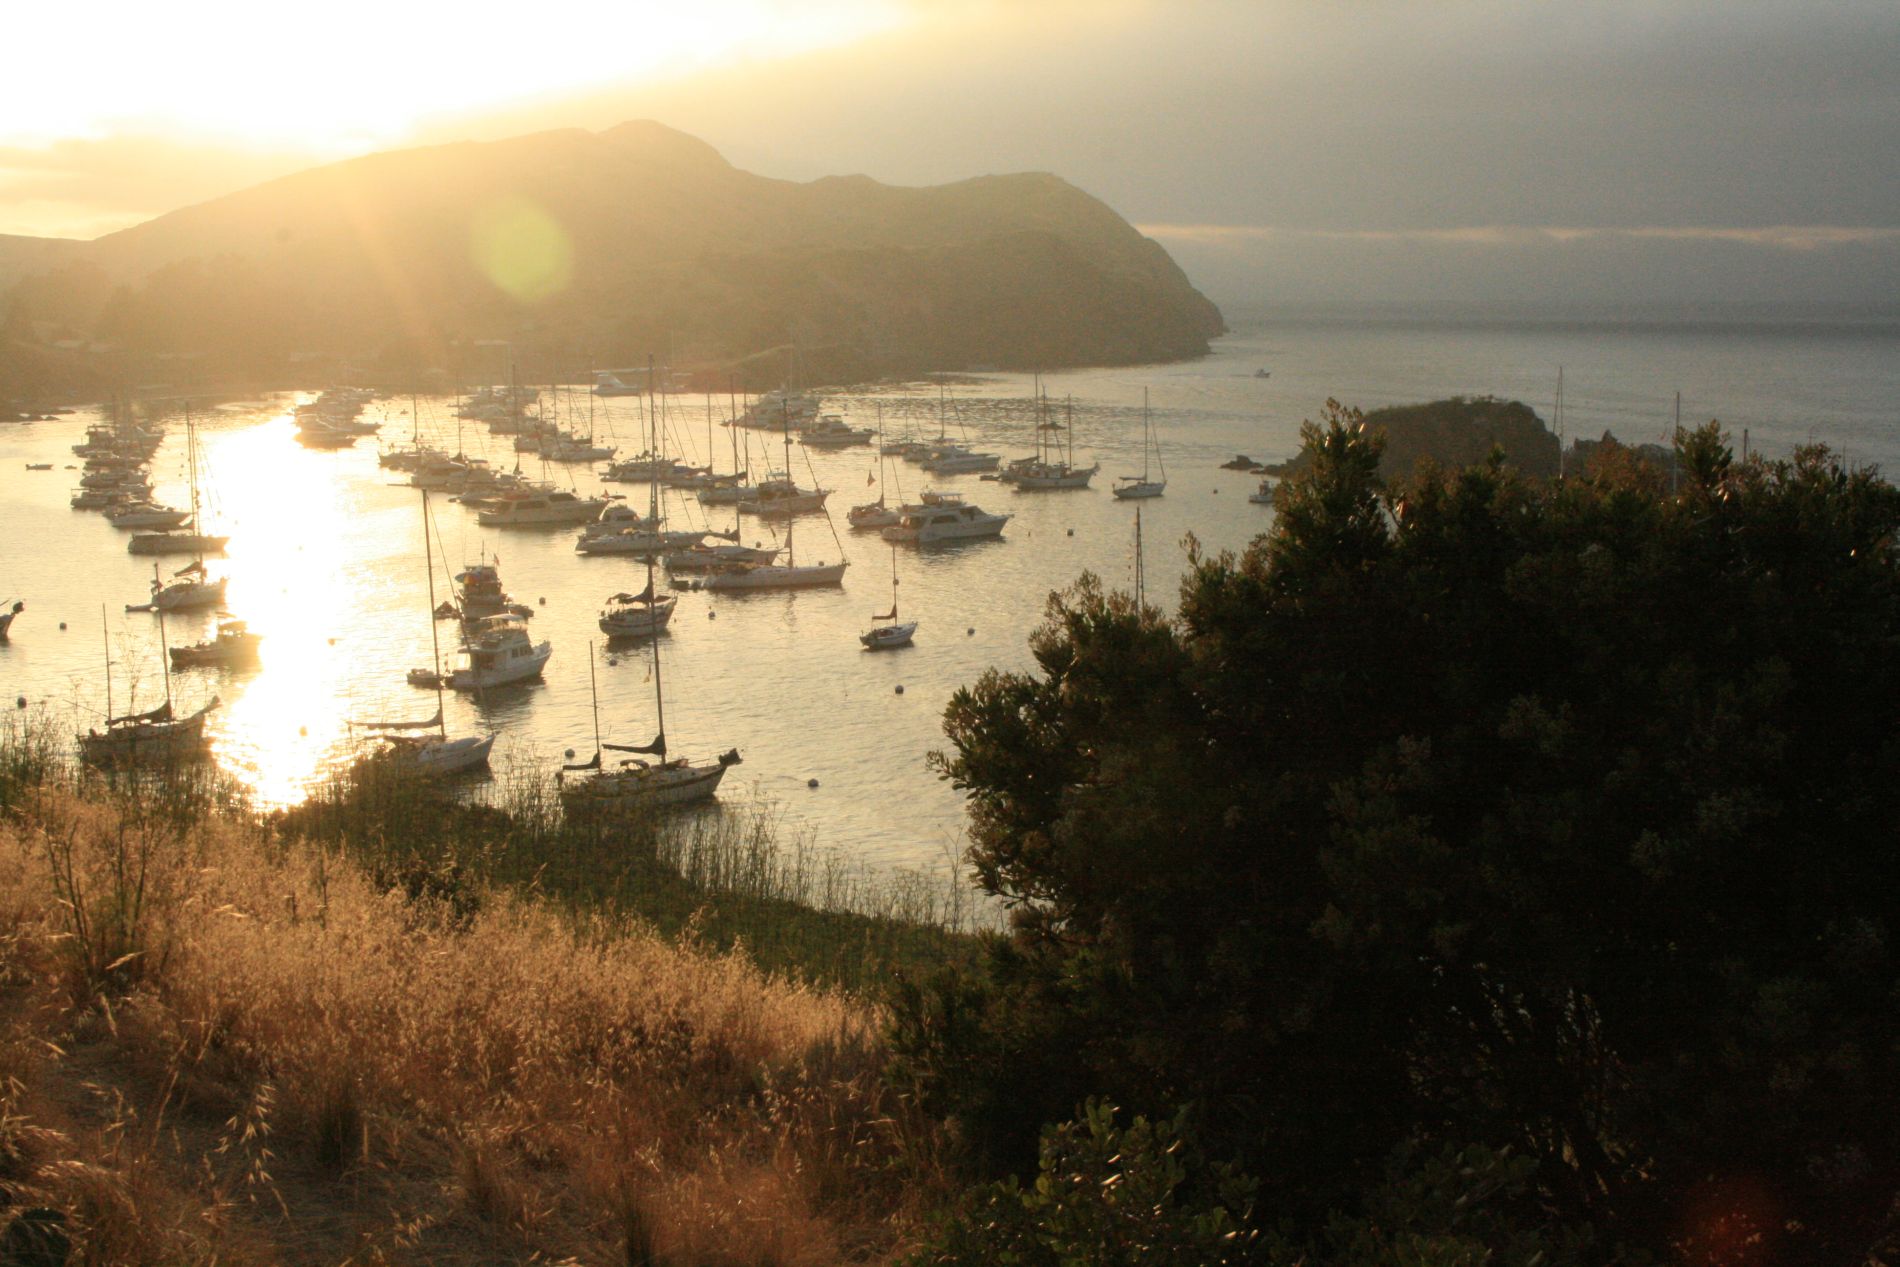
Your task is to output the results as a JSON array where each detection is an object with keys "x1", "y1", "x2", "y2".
[
  {"x1": 1112, "y1": 389, "x2": 1167, "y2": 500},
  {"x1": 848, "y1": 404, "x2": 904, "y2": 529},
  {"x1": 1005, "y1": 388, "x2": 1098, "y2": 490},
  {"x1": 360, "y1": 490, "x2": 495, "y2": 774},
  {"x1": 859, "y1": 545, "x2": 917, "y2": 649},
  {"x1": 599, "y1": 399, "x2": 682, "y2": 638},
  {"x1": 701, "y1": 396, "x2": 849, "y2": 589},
  {"x1": 129, "y1": 400, "x2": 230, "y2": 555},
  {"x1": 135, "y1": 559, "x2": 226, "y2": 613},
  {"x1": 79, "y1": 606, "x2": 219, "y2": 766},
  {"x1": 559, "y1": 639, "x2": 740, "y2": 811}
]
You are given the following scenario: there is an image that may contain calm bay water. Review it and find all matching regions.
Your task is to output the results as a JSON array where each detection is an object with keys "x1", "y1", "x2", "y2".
[{"x1": 3, "y1": 308, "x2": 1897, "y2": 876}]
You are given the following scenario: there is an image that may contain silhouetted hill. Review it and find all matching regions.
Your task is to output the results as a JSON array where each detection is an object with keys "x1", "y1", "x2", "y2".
[
  {"x1": 1, "y1": 122, "x2": 1224, "y2": 386},
  {"x1": 1273, "y1": 397, "x2": 1562, "y2": 481}
]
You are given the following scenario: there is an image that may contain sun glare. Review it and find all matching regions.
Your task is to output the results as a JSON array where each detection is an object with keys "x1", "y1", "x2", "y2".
[{"x1": 2, "y1": 1, "x2": 902, "y2": 152}]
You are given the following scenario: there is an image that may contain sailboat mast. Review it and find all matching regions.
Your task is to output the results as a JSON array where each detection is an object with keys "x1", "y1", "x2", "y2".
[
  {"x1": 782, "y1": 399, "x2": 796, "y2": 568},
  {"x1": 156, "y1": 603, "x2": 173, "y2": 712},
  {"x1": 728, "y1": 376, "x2": 742, "y2": 477},
  {"x1": 589, "y1": 642, "x2": 602, "y2": 758},
  {"x1": 185, "y1": 399, "x2": 200, "y2": 534},
  {"x1": 1142, "y1": 388, "x2": 1151, "y2": 482},
  {"x1": 1134, "y1": 502, "x2": 1146, "y2": 610},
  {"x1": 422, "y1": 488, "x2": 445, "y2": 736},
  {"x1": 101, "y1": 604, "x2": 112, "y2": 723},
  {"x1": 646, "y1": 358, "x2": 660, "y2": 523}
]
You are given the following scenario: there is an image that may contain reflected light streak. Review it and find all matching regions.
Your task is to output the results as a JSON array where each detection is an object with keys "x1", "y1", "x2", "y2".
[{"x1": 196, "y1": 413, "x2": 380, "y2": 805}]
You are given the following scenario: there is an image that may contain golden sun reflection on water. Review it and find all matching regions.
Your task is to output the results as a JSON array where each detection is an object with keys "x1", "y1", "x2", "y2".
[{"x1": 200, "y1": 415, "x2": 394, "y2": 806}]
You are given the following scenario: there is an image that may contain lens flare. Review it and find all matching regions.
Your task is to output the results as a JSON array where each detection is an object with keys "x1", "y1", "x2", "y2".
[{"x1": 470, "y1": 198, "x2": 575, "y2": 304}]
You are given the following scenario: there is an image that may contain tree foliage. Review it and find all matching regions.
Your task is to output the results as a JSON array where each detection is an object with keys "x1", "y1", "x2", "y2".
[{"x1": 908, "y1": 401, "x2": 1900, "y2": 1261}]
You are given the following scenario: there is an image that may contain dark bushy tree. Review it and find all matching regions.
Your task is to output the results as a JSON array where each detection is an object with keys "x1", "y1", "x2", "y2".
[{"x1": 906, "y1": 402, "x2": 1900, "y2": 1260}]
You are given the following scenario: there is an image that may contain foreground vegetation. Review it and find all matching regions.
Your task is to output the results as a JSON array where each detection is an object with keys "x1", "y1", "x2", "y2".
[
  {"x1": 0, "y1": 742, "x2": 959, "y2": 1263},
  {"x1": 903, "y1": 408, "x2": 1900, "y2": 1264},
  {"x1": 9, "y1": 403, "x2": 1899, "y2": 1263}
]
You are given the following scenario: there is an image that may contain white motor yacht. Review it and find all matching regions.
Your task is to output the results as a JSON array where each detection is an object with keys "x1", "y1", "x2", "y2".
[
  {"x1": 882, "y1": 501, "x2": 1011, "y2": 544},
  {"x1": 448, "y1": 616, "x2": 551, "y2": 690},
  {"x1": 475, "y1": 490, "x2": 609, "y2": 527}
]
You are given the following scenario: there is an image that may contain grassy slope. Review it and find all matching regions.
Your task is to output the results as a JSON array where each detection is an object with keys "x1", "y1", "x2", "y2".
[{"x1": 0, "y1": 758, "x2": 962, "y2": 1263}]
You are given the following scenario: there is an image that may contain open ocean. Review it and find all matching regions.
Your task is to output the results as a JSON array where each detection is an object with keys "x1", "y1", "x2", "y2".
[{"x1": 3, "y1": 303, "x2": 1896, "y2": 881}]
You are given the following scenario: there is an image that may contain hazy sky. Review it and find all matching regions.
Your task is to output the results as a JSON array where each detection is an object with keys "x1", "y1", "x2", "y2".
[{"x1": 4, "y1": 0, "x2": 1896, "y2": 305}]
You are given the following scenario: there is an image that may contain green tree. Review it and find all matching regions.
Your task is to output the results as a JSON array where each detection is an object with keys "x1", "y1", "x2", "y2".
[{"x1": 911, "y1": 405, "x2": 1900, "y2": 1260}]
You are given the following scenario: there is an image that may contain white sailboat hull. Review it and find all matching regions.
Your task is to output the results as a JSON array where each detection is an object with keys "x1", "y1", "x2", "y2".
[
  {"x1": 1112, "y1": 480, "x2": 1165, "y2": 500},
  {"x1": 599, "y1": 599, "x2": 677, "y2": 638},
  {"x1": 860, "y1": 621, "x2": 917, "y2": 650},
  {"x1": 79, "y1": 701, "x2": 217, "y2": 766},
  {"x1": 562, "y1": 758, "x2": 734, "y2": 809},
  {"x1": 151, "y1": 578, "x2": 228, "y2": 611},
  {"x1": 405, "y1": 733, "x2": 496, "y2": 775}
]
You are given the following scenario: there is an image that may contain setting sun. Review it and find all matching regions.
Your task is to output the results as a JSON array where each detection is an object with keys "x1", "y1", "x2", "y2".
[{"x1": 1, "y1": 0, "x2": 899, "y2": 152}]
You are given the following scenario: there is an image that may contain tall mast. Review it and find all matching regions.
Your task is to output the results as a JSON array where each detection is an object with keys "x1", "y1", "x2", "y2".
[
  {"x1": 156, "y1": 599, "x2": 173, "y2": 713},
  {"x1": 728, "y1": 375, "x2": 742, "y2": 478},
  {"x1": 422, "y1": 488, "x2": 445, "y2": 737},
  {"x1": 588, "y1": 641, "x2": 602, "y2": 760},
  {"x1": 185, "y1": 399, "x2": 200, "y2": 535},
  {"x1": 1141, "y1": 388, "x2": 1151, "y2": 482},
  {"x1": 1556, "y1": 366, "x2": 1566, "y2": 480},
  {"x1": 782, "y1": 398, "x2": 796, "y2": 568},
  {"x1": 646, "y1": 357, "x2": 661, "y2": 524},
  {"x1": 101, "y1": 604, "x2": 112, "y2": 723},
  {"x1": 1134, "y1": 502, "x2": 1146, "y2": 610}
]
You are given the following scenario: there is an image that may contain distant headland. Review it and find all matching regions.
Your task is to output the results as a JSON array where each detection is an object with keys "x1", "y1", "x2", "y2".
[{"x1": 0, "y1": 122, "x2": 1225, "y2": 400}]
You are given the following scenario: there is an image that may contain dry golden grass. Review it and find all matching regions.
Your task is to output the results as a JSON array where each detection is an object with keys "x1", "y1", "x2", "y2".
[{"x1": 0, "y1": 780, "x2": 945, "y2": 1264}]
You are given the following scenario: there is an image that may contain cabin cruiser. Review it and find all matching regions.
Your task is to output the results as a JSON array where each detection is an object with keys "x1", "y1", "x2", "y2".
[
  {"x1": 169, "y1": 618, "x2": 262, "y2": 668},
  {"x1": 660, "y1": 541, "x2": 783, "y2": 572},
  {"x1": 448, "y1": 615, "x2": 551, "y2": 690},
  {"x1": 882, "y1": 500, "x2": 1011, "y2": 544},
  {"x1": 919, "y1": 447, "x2": 1002, "y2": 475},
  {"x1": 604, "y1": 453, "x2": 705, "y2": 484},
  {"x1": 474, "y1": 489, "x2": 609, "y2": 527},
  {"x1": 578, "y1": 501, "x2": 660, "y2": 539},
  {"x1": 799, "y1": 416, "x2": 874, "y2": 448},
  {"x1": 452, "y1": 564, "x2": 533, "y2": 622}
]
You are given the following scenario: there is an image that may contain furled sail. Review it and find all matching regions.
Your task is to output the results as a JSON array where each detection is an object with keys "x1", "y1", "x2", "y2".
[
  {"x1": 355, "y1": 707, "x2": 443, "y2": 732},
  {"x1": 108, "y1": 700, "x2": 173, "y2": 727},
  {"x1": 605, "y1": 731, "x2": 666, "y2": 757}
]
